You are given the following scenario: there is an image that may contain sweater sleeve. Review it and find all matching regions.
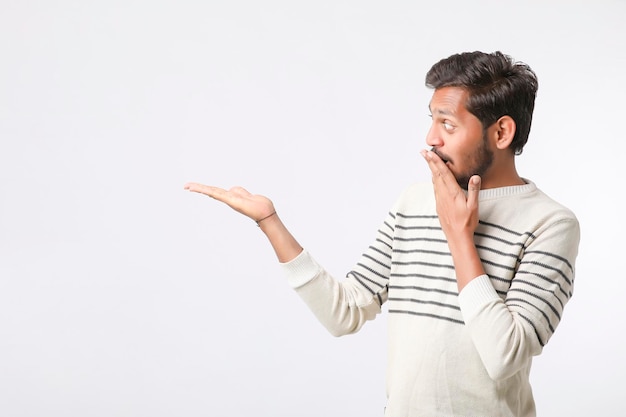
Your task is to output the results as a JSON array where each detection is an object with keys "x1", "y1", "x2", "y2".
[
  {"x1": 458, "y1": 216, "x2": 580, "y2": 381},
  {"x1": 279, "y1": 210, "x2": 396, "y2": 337},
  {"x1": 280, "y1": 250, "x2": 383, "y2": 336}
]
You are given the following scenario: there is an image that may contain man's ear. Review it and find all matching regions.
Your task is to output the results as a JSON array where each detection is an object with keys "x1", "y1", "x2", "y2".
[{"x1": 494, "y1": 115, "x2": 516, "y2": 150}]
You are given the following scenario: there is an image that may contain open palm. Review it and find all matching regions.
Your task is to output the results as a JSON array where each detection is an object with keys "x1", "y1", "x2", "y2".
[{"x1": 184, "y1": 183, "x2": 275, "y2": 223}]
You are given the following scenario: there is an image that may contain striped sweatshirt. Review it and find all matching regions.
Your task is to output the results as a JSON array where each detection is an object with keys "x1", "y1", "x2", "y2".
[{"x1": 281, "y1": 180, "x2": 580, "y2": 417}]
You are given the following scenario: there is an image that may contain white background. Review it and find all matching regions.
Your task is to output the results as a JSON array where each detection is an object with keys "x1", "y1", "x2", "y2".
[{"x1": 1, "y1": 1, "x2": 624, "y2": 416}]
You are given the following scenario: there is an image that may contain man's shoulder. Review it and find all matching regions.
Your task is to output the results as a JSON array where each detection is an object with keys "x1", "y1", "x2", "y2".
[
  {"x1": 400, "y1": 181, "x2": 434, "y2": 196},
  {"x1": 389, "y1": 182, "x2": 436, "y2": 214},
  {"x1": 527, "y1": 182, "x2": 578, "y2": 222}
]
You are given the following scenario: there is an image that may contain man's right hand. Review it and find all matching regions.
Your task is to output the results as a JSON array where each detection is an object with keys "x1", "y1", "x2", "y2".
[
  {"x1": 184, "y1": 182, "x2": 303, "y2": 262},
  {"x1": 184, "y1": 183, "x2": 275, "y2": 224}
]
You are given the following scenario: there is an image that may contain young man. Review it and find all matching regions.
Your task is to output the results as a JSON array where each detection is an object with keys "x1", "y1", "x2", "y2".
[{"x1": 185, "y1": 51, "x2": 580, "y2": 416}]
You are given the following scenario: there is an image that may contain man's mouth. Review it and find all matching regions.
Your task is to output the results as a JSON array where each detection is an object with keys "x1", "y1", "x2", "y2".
[{"x1": 430, "y1": 147, "x2": 450, "y2": 164}]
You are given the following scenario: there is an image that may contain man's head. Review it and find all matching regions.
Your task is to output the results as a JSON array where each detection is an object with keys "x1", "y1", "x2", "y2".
[{"x1": 425, "y1": 51, "x2": 538, "y2": 156}]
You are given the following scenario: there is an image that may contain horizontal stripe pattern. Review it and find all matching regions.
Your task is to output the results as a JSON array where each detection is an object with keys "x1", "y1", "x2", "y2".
[{"x1": 346, "y1": 207, "x2": 576, "y2": 342}]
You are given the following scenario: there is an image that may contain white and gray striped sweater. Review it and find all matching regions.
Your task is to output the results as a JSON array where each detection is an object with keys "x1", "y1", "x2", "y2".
[{"x1": 282, "y1": 180, "x2": 580, "y2": 417}]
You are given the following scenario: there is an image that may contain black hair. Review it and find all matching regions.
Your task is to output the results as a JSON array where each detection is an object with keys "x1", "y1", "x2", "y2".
[{"x1": 425, "y1": 51, "x2": 538, "y2": 155}]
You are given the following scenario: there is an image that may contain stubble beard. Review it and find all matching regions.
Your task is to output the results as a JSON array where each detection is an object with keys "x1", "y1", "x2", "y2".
[{"x1": 455, "y1": 131, "x2": 494, "y2": 190}]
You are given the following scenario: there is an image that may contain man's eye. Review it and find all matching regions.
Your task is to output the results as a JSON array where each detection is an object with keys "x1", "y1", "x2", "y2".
[{"x1": 443, "y1": 121, "x2": 454, "y2": 131}]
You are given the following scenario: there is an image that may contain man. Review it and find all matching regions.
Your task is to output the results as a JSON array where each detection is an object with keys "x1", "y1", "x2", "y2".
[{"x1": 184, "y1": 51, "x2": 580, "y2": 416}]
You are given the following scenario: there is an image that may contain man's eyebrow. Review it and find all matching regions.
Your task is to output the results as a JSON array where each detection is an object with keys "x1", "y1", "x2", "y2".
[{"x1": 428, "y1": 106, "x2": 455, "y2": 117}]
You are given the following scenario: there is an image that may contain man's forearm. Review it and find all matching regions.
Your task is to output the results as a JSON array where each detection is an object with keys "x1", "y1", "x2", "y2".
[
  {"x1": 258, "y1": 213, "x2": 304, "y2": 263},
  {"x1": 447, "y1": 234, "x2": 486, "y2": 292}
]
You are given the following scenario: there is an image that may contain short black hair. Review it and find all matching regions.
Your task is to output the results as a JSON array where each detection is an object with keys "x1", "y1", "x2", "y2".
[{"x1": 425, "y1": 51, "x2": 538, "y2": 155}]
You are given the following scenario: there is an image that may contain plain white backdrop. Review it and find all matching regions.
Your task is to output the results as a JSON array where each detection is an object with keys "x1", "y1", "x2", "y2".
[{"x1": 1, "y1": 1, "x2": 624, "y2": 416}]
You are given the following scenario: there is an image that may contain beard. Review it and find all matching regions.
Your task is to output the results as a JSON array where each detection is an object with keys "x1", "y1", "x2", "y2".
[{"x1": 434, "y1": 130, "x2": 494, "y2": 190}]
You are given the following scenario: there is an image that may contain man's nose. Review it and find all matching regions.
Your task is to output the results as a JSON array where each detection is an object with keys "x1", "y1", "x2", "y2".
[{"x1": 425, "y1": 126, "x2": 442, "y2": 147}]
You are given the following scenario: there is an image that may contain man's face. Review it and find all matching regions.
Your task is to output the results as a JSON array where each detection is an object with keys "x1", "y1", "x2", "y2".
[{"x1": 426, "y1": 87, "x2": 494, "y2": 190}]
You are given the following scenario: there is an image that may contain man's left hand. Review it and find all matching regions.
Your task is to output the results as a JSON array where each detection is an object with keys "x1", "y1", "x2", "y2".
[{"x1": 420, "y1": 149, "x2": 481, "y2": 240}]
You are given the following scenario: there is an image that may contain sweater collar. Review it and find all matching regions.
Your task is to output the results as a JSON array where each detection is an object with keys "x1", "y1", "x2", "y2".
[{"x1": 478, "y1": 179, "x2": 536, "y2": 200}]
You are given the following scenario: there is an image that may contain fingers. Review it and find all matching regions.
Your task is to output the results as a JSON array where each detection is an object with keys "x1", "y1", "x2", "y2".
[
  {"x1": 421, "y1": 149, "x2": 481, "y2": 209},
  {"x1": 184, "y1": 182, "x2": 275, "y2": 223},
  {"x1": 183, "y1": 182, "x2": 229, "y2": 201},
  {"x1": 466, "y1": 175, "x2": 481, "y2": 209},
  {"x1": 184, "y1": 182, "x2": 251, "y2": 195},
  {"x1": 184, "y1": 181, "x2": 257, "y2": 209},
  {"x1": 229, "y1": 186, "x2": 252, "y2": 198},
  {"x1": 420, "y1": 149, "x2": 454, "y2": 187}
]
